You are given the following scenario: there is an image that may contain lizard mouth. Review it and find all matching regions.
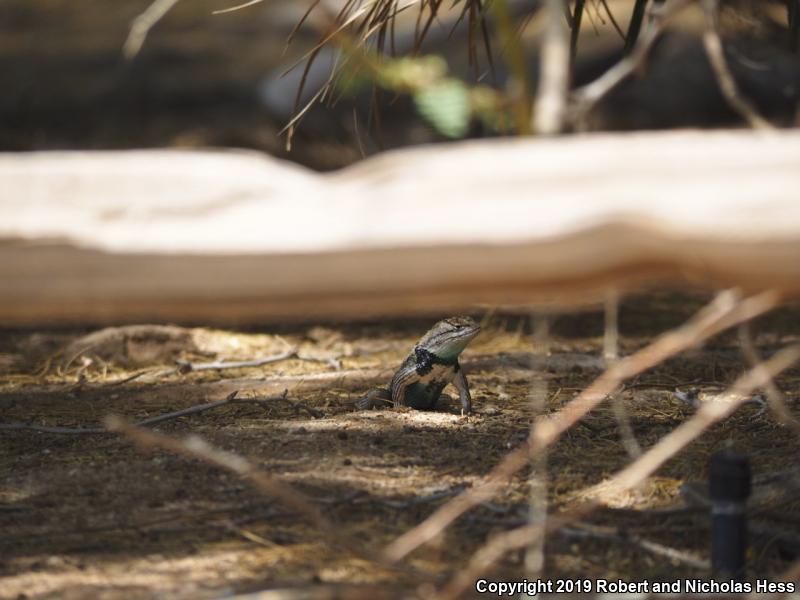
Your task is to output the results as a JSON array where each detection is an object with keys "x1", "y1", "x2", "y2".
[{"x1": 444, "y1": 317, "x2": 480, "y2": 337}]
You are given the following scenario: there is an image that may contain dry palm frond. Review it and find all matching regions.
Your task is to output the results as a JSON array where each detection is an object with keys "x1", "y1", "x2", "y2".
[{"x1": 285, "y1": 0, "x2": 505, "y2": 139}]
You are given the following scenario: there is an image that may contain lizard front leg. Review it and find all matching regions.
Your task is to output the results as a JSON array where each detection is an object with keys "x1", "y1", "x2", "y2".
[{"x1": 452, "y1": 364, "x2": 472, "y2": 415}]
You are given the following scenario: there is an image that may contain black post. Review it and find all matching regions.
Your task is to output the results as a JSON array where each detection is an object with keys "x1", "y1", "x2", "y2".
[{"x1": 710, "y1": 452, "x2": 751, "y2": 581}]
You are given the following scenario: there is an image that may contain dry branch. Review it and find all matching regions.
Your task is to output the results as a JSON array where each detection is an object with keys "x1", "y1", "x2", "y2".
[
  {"x1": 0, "y1": 391, "x2": 290, "y2": 435},
  {"x1": 611, "y1": 389, "x2": 642, "y2": 459},
  {"x1": 570, "y1": 0, "x2": 691, "y2": 123},
  {"x1": 700, "y1": 0, "x2": 774, "y2": 130},
  {"x1": 524, "y1": 313, "x2": 550, "y2": 578},
  {"x1": 105, "y1": 416, "x2": 330, "y2": 529},
  {"x1": 104, "y1": 416, "x2": 426, "y2": 578},
  {"x1": 109, "y1": 349, "x2": 335, "y2": 385},
  {"x1": 438, "y1": 523, "x2": 540, "y2": 600},
  {"x1": 174, "y1": 350, "x2": 299, "y2": 373},
  {"x1": 739, "y1": 322, "x2": 800, "y2": 434},
  {"x1": 123, "y1": 0, "x2": 181, "y2": 59},
  {"x1": 383, "y1": 289, "x2": 780, "y2": 563},
  {"x1": 593, "y1": 343, "x2": 800, "y2": 499},
  {"x1": 3, "y1": 131, "x2": 800, "y2": 325},
  {"x1": 212, "y1": 0, "x2": 267, "y2": 15},
  {"x1": 437, "y1": 343, "x2": 800, "y2": 598},
  {"x1": 560, "y1": 525, "x2": 709, "y2": 570}
]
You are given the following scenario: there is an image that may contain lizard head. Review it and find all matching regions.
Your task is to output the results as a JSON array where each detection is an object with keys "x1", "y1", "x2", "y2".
[{"x1": 420, "y1": 315, "x2": 481, "y2": 360}]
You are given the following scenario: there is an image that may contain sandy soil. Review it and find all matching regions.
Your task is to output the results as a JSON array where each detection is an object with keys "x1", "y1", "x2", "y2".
[{"x1": 2, "y1": 292, "x2": 800, "y2": 598}]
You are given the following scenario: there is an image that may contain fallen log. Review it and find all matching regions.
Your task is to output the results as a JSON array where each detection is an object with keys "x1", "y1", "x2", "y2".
[{"x1": 2, "y1": 129, "x2": 799, "y2": 325}]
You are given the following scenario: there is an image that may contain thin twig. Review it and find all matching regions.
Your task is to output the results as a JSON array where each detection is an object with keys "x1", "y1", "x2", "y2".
[
  {"x1": 589, "y1": 344, "x2": 800, "y2": 501},
  {"x1": 700, "y1": 0, "x2": 774, "y2": 130},
  {"x1": 212, "y1": 0, "x2": 267, "y2": 15},
  {"x1": 560, "y1": 524, "x2": 710, "y2": 570},
  {"x1": 739, "y1": 322, "x2": 800, "y2": 434},
  {"x1": 436, "y1": 507, "x2": 613, "y2": 600},
  {"x1": 437, "y1": 524, "x2": 540, "y2": 600},
  {"x1": 0, "y1": 503, "x2": 284, "y2": 543},
  {"x1": 109, "y1": 369, "x2": 152, "y2": 386},
  {"x1": 383, "y1": 289, "x2": 780, "y2": 563},
  {"x1": 437, "y1": 344, "x2": 799, "y2": 598},
  {"x1": 123, "y1": 0, "x2": 182, "y2": 60},
  {"x1": 105, "y1": 415, "x2": 330, "y2": 528},
  {"x1": 174, "y1": 349, "x2": 299, "y2": 373},
  {"x1": 0, "y1": 390, "x2": 294, "y2": 434},
  {"x1": 525, "y1": 312, "x2": 550, "y2": 579},
  {"x1": 611, "y1": 389, "x2": 642, "y2": 458},
  {"x1": 570, "y1": 0, "x2": 691, "y2": 126},
  {"x1": 270, "y1": 392, "x2": 326, "y2": 419},
  {"x1": 603, "y1": 287, "x2": 620, "y2": 364},
  {"x1": 138, "y1": 391, "x2": 248, "y2": 426},
  {"x1": 599, "y1": 0, "x2": 626, "y2": 39},
  {"x1": 624, "y1": 378, "x2": 705, "y2": 390},
  {"x1": 220, "y1": 520, "x2": 279, "y2": 547},
  {"x1": 109, "y1": 349, "x2": 335, "y2": 385},
  {"x1": 104, "y1": 416, "x2": 427, "y2": 578},
  {"x1": 606, "y1": 290, "x2": 641, "y2": 457},
  {"x1": 0, "y1": 394, "x2": 242, "y2": 434},
  {"x1": 381, "y1": 485, "x2": 468, "y2": 509}
]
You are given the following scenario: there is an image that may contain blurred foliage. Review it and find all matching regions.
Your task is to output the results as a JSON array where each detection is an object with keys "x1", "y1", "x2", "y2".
[
  {"x1": 334, "y1": 53, "x2": 510, "y2": 138},
  {"x1": 302, "y1": 0, "x2": 799, "y2": 139}
]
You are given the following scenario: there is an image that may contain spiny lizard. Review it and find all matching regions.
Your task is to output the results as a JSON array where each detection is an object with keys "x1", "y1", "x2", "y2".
[{"x1": 356, "y1": 316, "x2": 480, "y2": 414}]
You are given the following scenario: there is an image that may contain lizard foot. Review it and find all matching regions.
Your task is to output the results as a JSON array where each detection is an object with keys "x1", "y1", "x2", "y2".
[{"x1": 435, "y1": 393, "x2": 471, "y2": 415}]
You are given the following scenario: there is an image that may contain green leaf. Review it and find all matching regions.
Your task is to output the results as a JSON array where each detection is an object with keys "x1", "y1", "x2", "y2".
[
  {"x1": 413, "y1": 79, "x2": 471, "y2": 139},
  {"x1": 377, "y1": 56, "x2": 448, "y2": 91}
]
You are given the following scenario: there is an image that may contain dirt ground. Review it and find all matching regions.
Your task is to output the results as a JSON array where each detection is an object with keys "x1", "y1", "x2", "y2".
[{"x1": 2, "y1": 291, "x2": 800, "y2": 599}]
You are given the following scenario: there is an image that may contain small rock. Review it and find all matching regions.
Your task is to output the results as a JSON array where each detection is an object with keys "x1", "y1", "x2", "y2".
[{"x1": 46, "y1": 556, "x2": 68, "y2": 568}]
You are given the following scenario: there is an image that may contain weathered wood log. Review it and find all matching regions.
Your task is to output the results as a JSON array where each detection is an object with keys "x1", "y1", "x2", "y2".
[{"x1": 2, "y1": 129, "x2": 799, "y2": 325}]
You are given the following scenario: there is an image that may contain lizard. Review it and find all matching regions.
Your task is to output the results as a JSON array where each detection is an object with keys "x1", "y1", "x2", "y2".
[{"x1": 356, "y1": 316, "x2": 480, "y2": 414}]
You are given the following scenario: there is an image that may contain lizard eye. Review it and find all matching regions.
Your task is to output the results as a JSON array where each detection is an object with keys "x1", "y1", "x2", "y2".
[{"x1": 445, "y1": 316, "x2": 473, "y2": 330}]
